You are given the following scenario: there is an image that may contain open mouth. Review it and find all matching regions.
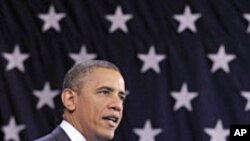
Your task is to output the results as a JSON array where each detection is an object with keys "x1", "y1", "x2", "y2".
[{"x1": 102, "y1": 115, "x2": 119, "y2": 127}]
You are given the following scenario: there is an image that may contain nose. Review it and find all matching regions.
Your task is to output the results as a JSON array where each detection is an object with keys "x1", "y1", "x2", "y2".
[{"x1": 108, "y1": 94, "x2": 123, "y2": 112}]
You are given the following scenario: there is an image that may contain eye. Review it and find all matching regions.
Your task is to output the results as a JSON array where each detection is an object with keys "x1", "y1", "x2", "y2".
[
  {"x1": 119, "y1": 94, "x2": 126, "y2": 102},
  {"x1": 99, "y1": 90, "x2": 110, "y2": 95}
]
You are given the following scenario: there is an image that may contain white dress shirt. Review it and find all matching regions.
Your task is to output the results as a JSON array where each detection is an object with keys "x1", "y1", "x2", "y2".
[{"x1": 60, "y1": 120, "x2": 87, "y2": 141}]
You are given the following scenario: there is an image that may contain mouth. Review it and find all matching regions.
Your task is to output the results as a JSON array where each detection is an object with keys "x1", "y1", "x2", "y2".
[{"x1": 102, "y1": 115, "x2": 119, "y2": 128}]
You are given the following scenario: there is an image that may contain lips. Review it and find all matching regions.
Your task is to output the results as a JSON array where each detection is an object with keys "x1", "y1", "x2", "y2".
[{"x1": 102, "y1": 115, "x2": 119, "y2": 127}]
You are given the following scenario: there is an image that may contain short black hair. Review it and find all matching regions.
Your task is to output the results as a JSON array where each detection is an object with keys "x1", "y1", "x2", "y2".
[{"x1": 63, "y1": 60, "x2": 120, "y2": 92}]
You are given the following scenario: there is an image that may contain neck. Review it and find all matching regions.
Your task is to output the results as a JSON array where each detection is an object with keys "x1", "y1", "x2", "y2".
[{"x1": 62, "y1": 112, "x2": 103, "y2": 141}]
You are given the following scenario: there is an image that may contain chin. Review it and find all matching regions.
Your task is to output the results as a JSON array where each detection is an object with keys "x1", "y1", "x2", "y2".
[{"x1": 98, "y1": 131, "x2": 115, "y2": 140}]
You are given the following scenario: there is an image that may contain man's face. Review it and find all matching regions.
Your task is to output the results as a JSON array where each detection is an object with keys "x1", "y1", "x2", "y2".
[{"x1": 74, "y1": 67, "x2": 125, "y2": 140}]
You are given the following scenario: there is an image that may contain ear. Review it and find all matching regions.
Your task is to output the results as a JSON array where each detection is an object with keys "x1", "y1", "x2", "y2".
[{"x1": 61, "y1": 88, "x2": 76, "y2": 112}]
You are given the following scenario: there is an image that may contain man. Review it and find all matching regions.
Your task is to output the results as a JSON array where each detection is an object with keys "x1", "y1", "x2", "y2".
[{"x1": 35, "y1": 60, "x2": 126, "y2": 141}]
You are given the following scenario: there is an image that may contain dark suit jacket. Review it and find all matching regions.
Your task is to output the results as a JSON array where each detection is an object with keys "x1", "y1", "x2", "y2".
[{"x1": 34, "y1": 126, "x2": 71, "y2": 141}]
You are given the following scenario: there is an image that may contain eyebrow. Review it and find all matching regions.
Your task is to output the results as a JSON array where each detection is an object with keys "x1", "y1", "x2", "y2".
[{"x1": 97, "y1": 86, "x2": 126, "y2": 96}]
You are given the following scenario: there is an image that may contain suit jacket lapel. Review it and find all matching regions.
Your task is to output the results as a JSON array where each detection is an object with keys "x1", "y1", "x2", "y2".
[{"x1": 51, "y1": 126, "x2": 71, "y2": 141}]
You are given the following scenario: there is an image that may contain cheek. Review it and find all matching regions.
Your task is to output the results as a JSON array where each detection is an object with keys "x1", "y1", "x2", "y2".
[
  {"x1": 92, "y1": 103, "x2": 107, "y2": 121},
  {"x1": 76, "y1": 98, "x2": 93, "y2": 120},
  {"x1": 78, "y1": 95, "x2": 108, "y2": 125},
  {"x1": 87, "y1": 103, "x2": 103, "y2": 121},
  {"x1": 90, "y1": 106, "x2": 105, "y2": 132}
]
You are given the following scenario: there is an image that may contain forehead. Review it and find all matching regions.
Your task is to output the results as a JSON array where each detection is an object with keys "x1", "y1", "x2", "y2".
[{"x1": 85, "y1": 67, "x2": 125, "y2": 86}]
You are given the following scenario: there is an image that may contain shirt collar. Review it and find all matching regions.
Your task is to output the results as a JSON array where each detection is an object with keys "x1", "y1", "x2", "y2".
[{"x1": 60, "y1": 120, "x2": 87, "y2": 141}]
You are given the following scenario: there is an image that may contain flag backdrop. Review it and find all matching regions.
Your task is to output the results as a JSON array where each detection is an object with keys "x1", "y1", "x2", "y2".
[{"x1": 1, "y1": 0, "x2": 250, "y2": 141}]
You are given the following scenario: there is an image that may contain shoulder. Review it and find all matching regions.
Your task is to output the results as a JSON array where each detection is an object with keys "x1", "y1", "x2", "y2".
[
  {"x1": 34, "y1": 134, "x2": 55, "y2": 141},
  {"x1": 34, "y1": 126, "x2": 70, "y2": 141}
]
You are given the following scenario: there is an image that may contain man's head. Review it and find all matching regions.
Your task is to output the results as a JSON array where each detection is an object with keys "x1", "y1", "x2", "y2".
[{"x1": 61, "y1": 60, "x2": 126, "y2": 141}]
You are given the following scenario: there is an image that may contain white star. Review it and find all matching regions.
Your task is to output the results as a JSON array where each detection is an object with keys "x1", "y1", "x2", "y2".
[
  {"x1": 137, "y1": 46, "x2": 166, "y2": 73},
  {"x1": 207, "y1": 45, "x2": 236, "y2": 73},
  {"x1": 173, "y1": 5, "x2": 201, "y2": 33},
  {"x1": 38, "y1": 5, "x2": 66, "y2": 32},
  {"x1": 204, "y1": 120, "x2": 229, "y2": 141},
  {"x1": 105, "y1": 6, "x2": 133, "y2": 33},
  {"x1": 125, "y1": 90, "x2": 130, "y2": 96},
  {"x1": 170, "y1": 82, "x2": 198, "y2": 111},
  {"x1": 2, "y1": 44, "x2": 29, "y2": 72},
  {"x1": 243, "y1": 14, "x2": 250, "y2": 33},
  {"x1": 69, "y1": 45, "x2": 97, "y2": 65},
  {"x1": 241, "y1": 91, "x2": 250, "y2": 111},
  {"x1": 1, "y1": 116, "x2": 25, "y2": 141},
  {"x1": 133, "y1": 119, "x2": 162, "y2": 141},
  {"x1": 33, "y1": 82, "x2": 60, "y2": 109}
]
